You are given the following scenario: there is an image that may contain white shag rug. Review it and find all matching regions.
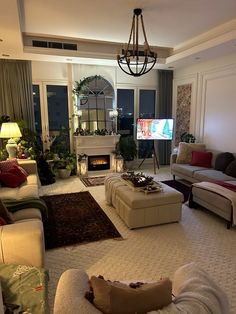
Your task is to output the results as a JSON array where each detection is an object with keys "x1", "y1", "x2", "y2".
[{"x1": 40, "y1": 170, "x2": 236, "y2": 314}]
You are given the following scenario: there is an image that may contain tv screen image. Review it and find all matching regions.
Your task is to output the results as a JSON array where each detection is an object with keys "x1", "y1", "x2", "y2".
[{"x1": 137, "y1": 119, "x2": 174, "y2": 140}]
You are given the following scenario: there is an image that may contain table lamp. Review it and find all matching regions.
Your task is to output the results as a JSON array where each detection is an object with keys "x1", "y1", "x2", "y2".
[{"x1": 0, "y1": 122, "x2": 22, "y2": 159}]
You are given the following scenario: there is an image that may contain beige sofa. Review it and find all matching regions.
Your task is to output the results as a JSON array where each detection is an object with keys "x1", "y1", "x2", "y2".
[
  {"x1": 170, "y1": 151, "x2": 236, "y2": 184},
  {"x1": 0, "y1": 160, "x2": 45, "y2": 267},
  {"x1": 171, "y1": 150, "x2": 236, "y2": 228},
  {"x1": 53, "y1": 263, "x2": 229, "y2": 314}
]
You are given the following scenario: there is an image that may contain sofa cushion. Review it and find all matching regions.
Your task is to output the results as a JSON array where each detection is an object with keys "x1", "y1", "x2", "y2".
[
  {"x1": 176, "y1": 142, "x2": 206, "y2": 164},
  {"x1": 0, "y1": 200, "x2": 14, "y2": 223},
  {"x1": 13, "y1": 208, "x2": 42, "y2": 222},
  {"x1": 171, "y1": 163, "x2": 207, "y2": 178},
  {"x1": 191, "y1": 151, "x2": 212, "y2": 168},
  {"x1": 25, "y1": 174, "x2": 38, "y2": 186},
  {"x1": 90, "y1": 276, "x2": 172, "y2": 314},
  {"x1": 214, "y1": 152, "x2": 235, "y2": 171},
  {"x1": 193, "y1": 169, "x2": 236, "y2": 182}
]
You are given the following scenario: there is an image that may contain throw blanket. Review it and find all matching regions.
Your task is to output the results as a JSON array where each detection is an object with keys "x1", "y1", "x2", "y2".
[
  {"x1": 148, "y1": 262, "x2": 229, "y2": 314},
  {"x1": 3, "y1": 198, "x2": 48, "y2": 217},
  {"x1": 192, "y1": 181, "x2": 236, "y2": 225}
]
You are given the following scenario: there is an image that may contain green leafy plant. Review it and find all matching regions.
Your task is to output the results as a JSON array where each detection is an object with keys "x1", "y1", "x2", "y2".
[
  {"x1": 53, "y1": 152, "x2": 76, "y2": 173},
  {"x1": 73, "y1": 75, "x2": 102, "y2": 96},
  {"x1": 50, "y1": 126, "x2": 70, "y2": 154},
  {"x1": 180, "y1": 132, "x2": 196, "y2": 143},
  {"x1": 116, "y1": 136, "x2": 137, "y2": 161}
]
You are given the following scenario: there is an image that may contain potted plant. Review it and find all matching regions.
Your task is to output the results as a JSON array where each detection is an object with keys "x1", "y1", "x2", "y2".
[
  {"x1": 180, "y1": 132, "x2": 196, "y2": 143},
  {"x1": 53, "y1": 152, "x2": 76, "y2": 179},
  {"x1": 116, "y1": 136, "x2": 137, "y2": 170}
]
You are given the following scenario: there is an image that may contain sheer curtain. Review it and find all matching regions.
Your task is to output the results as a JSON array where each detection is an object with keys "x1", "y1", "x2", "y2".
[
  {"x1": 0, "y1": 59, "x2": 35, "y2": 131},
  {"x1": 157, "y1": 69, "x2": 173, "y2": 165}
]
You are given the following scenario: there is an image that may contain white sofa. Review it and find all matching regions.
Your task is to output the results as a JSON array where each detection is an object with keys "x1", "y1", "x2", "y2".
[
  {"x1": 53, "y1": 263, "x2": 229, "y2": 314},
  {"x1": 0, "y1": 160, "x2": 45, "y2": 267},
  {"x1": 0, "y1": 159, "x2": 39, "y2": 200}
]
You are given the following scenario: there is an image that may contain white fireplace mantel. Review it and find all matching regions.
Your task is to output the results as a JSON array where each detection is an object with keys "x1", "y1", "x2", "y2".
[{"x1": 74, "y1": 135, "x2": 120, "y2": 175}]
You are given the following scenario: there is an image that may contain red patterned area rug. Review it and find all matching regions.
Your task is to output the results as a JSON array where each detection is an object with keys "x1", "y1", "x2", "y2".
[
  {"x1": 41, "y1": 191, "x2": 122, "y2": 250},
  {"x1": 80, "y1": 176, "x2": 106, "y2": 187}
]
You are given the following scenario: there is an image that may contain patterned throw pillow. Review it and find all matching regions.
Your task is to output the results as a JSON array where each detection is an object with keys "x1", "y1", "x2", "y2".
[{"x1": 176, "y1": 142, "x2": 206, "y2": 164}]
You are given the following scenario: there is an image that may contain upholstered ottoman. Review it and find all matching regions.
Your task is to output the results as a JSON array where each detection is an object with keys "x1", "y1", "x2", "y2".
[
  {"x1": 189, "y1": 183, "x2": 233, "y2": 228},
  {"x1": 105, "y1": 174, "x2": 183, "y2": 229}
]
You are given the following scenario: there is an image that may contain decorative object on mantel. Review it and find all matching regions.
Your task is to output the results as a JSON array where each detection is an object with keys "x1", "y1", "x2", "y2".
[
  {"x1": 74, "y1": 128, "x2": 117, "y2": 136},
  {"x1": 109, "y1": 109, "x2": 119, "y2": 133},
  {"x1": 117, "y1": 8, "x2": 157, "y2": 77}
]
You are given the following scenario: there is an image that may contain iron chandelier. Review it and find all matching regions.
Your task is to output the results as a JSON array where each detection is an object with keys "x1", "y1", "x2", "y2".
[{"x1": 117, "y1": 8, "x2": 157, "y2": 77}]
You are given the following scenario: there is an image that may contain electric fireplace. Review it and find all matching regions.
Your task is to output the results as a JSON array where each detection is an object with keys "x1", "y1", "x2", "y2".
[{"x1": 88, "y1": 155, "x2": 110, "y2": 171}]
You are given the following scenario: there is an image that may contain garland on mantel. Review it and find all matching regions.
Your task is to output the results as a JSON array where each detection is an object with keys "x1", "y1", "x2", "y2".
[{"x1": 73, "y1": 75, "x2": 103, "y2": 96}]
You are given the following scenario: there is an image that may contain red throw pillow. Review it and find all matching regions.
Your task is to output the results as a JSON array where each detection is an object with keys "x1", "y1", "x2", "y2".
[
  {"x1": 191, "y1": 151, "x2": 212, "y2": 168},
  {"x1": 17, "y1": 165, "x2": 28, "y2": 176},
  {"x1": 0, "y1": 159, "x2": 18, "y2": 172},
  {"x1": 0, "y1": 166, "x2": 27, "y2": 188},
  {"x1": 0, "y1": 217, "x2": 7, "y2": 225}
]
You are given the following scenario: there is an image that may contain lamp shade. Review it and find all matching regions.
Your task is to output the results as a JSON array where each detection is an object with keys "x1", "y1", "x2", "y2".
[{"x1": 0, "y1": 122, "x2": 22, "y2": 138}]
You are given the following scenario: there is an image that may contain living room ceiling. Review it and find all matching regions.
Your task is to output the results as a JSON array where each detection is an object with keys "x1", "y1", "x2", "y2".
[{"x1": 0, "y1": 0, "x2": 236, "y2": 69}]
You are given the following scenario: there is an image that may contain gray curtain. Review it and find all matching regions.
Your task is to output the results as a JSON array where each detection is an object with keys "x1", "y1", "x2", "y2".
[
  {"x1": 0, "y1": 59, "x2": 35, "y2": 131},
  {"x1": 157, "y1": 69, "x2": 173, "y2": 165}
]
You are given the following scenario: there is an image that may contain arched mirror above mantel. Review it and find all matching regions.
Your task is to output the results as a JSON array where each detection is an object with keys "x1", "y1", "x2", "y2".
[{"x1": 73, "y1": 75, "x2": 115, "y2": 132}]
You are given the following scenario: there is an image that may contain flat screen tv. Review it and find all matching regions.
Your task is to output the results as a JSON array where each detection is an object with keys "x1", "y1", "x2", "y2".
[{"x1": 137, "y1": 118, "x2": 174, "y2": 140}]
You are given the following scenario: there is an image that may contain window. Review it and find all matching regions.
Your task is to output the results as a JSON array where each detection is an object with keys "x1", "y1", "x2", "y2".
[
  {"x1": 75, "y1": 76, "x2": 114, "y2": 132},
  {"x1": 138, "y1": 89, "x2": 156, "y2": 158},
  {"x1": 46, "y1": 85, "x2": 70, "y2": 152},
  {"x1": 33, "y1": 83, "x2": 70, "y2": 152},
  {"x1": 33, "y1": 85, "x2": 43, "y2": 149},
  {"x1": 117, "y1": 89, "x2": 134, "y2": 136}
]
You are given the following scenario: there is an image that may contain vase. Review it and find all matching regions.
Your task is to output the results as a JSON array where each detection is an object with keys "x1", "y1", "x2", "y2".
[{"x1": 58, "y1": 169, "x2": 71, "y2": 179}]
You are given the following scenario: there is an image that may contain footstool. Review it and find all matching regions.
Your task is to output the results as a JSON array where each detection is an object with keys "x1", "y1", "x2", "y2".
[
  {"x1": 105, "y1": 174, "x2": 183, "y2": 229},
  {"x1": 189, "y1": 183, "x2": 233, "y2": 228}
]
